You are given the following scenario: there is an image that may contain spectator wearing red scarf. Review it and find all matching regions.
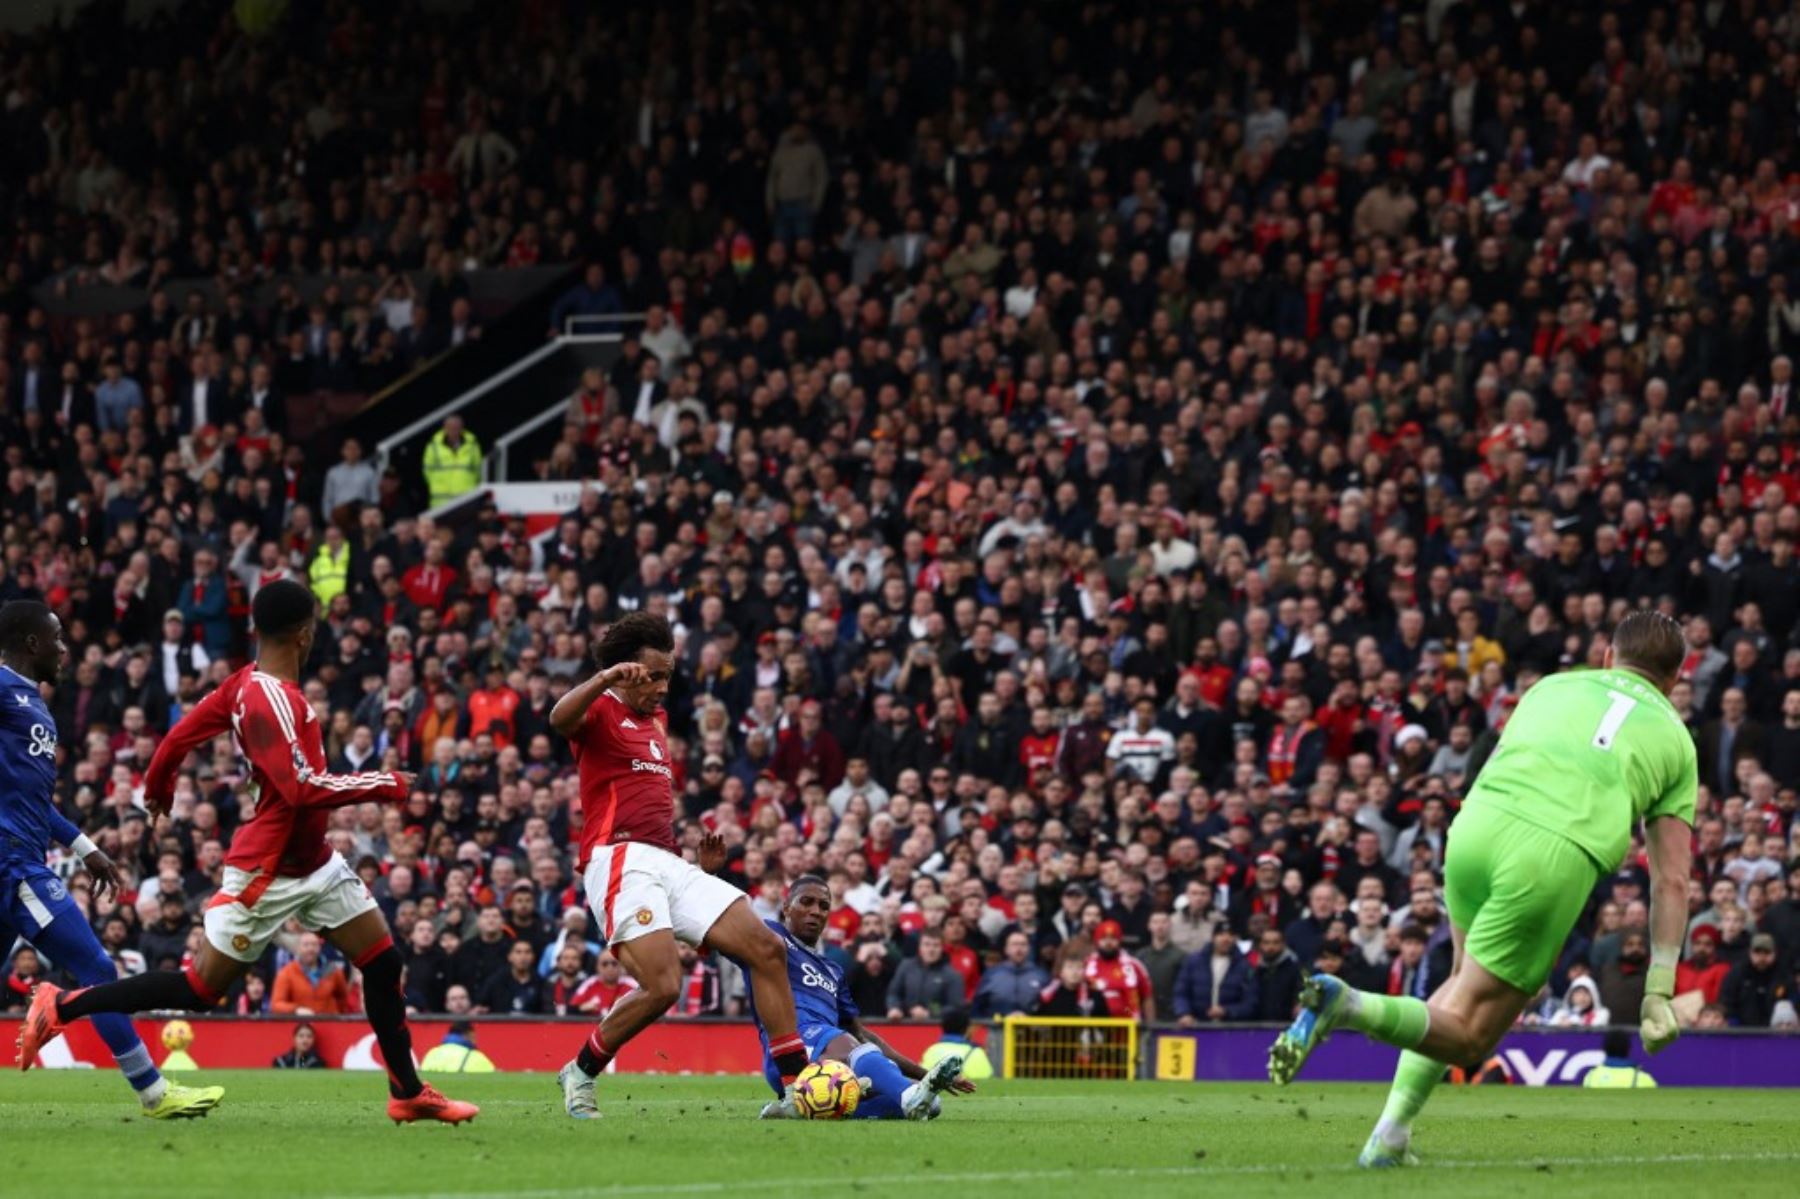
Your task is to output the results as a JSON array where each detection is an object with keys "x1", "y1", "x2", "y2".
[
  {"x1": 1265, "y1": 695, "x2": 1325, "y2": 790},
  {"x1": 1230, "y1": 853, "x2": 1302, "y2": 937}
]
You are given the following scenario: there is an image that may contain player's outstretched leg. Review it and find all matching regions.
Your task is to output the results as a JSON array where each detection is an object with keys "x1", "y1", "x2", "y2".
[
  {"x1": 1292, "y1": 950, "x2": 1536, "y2": 1162},
  {"x1": 686, "y1": 899, "x2": 810, "y2": 1117},
  {"x1": 1268, "y1": 974, "x2": 1430, "y2": 1085},
  {"x1": 26, "y1": 953, "x2": 222, "y2": 1117},
  {"x1": 561, "y1": 929, "x2": 799, "y2": 1119},
  {"x1": 1350, "y1": 952, "x2": 1535, "y2": 1165},
  {"x1": 21, "y1": 960, "x2": 223, "y2": 1069},
  {"x1": 700, "y1": 901, "x2": 809, "y2": 1088},
  {"x1": 29, "y1": 913, "x2": 226, "y2": 1116}
]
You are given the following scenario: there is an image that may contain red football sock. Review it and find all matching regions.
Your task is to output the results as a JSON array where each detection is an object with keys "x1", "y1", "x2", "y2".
[
  {"x1": 576, "y1": 1027, "x2": 615, "y2": 1077},
  {"x1": 769, "y1": 1032, "x2": 807, "y2": 1085}
]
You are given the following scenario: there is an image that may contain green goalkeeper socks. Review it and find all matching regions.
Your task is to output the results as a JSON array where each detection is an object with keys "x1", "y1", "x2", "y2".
[
  {"x1": 1374, "y1": 1049, "x2": 1444, "y2": 1144},
  {"x1": 1343, "y1": 990, "x2": 1430, "y2": 1048}
]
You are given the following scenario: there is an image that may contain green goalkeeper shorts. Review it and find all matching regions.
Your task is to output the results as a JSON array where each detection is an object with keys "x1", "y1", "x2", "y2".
[{"x1": 1443, "y1": 801, "x2": 1601, "y2": 994}]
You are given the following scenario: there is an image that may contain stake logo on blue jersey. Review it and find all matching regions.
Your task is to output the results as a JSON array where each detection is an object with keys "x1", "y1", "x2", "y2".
[
  {"x1": 0, "y1": 664, "x2": 70, "y2": 868},
  {"x1": 797, "y1": 958, "x2": 839, "y2": 996},
  {"x1": 730, "y1": 919, "x2": 861, "y2": 1082},
  {"x1": 0, "y1": 663, "x2": 165, "y2": 1095},
  {"x1": 732, "y1": 917, "x2": 918, "y2": 1118},
  {"x1": 742, "y1": 918, "x2": 860, "y2": 1034}
]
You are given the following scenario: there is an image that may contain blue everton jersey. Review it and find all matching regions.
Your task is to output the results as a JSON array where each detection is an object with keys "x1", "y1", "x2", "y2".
[
  {"x1": 738, "y1": 918, "x2": 860, "y2": 1048},
  {"x1": 0, "y1": 664, "x2": 74, "y2": 866}
]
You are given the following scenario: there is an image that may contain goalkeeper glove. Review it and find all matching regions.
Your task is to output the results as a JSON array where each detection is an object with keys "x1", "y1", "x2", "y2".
[
  {"x1": 1640, "y1": 960, "x2": 1679, "y2": 1055},
  {"x1": 1640, "y1": 993, "x2": 1679, "y2": 1053}
]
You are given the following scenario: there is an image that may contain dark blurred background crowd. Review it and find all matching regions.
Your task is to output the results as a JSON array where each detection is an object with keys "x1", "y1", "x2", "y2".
[{"x1": 2, "y1": 0, "x2": 1798, "y2": 1035}]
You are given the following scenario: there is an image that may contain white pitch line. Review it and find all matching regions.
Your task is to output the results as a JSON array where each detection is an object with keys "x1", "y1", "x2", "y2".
[
  {"x1": 315, "y1": 1151, "x2": 1800, "y2": 1199},
  {"x1": 319, "y1": 1168, "x2": 1209, "y2": 1199}
]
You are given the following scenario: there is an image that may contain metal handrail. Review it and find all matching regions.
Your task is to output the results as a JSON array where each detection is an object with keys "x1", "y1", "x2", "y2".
[
  {"x1": 484, "y1": 331, "x2": 628, "y2": 481},
  {"x1": 564, "y1": 311, "x2": 647, "y2": 337},
  {"x1": 357, "y1": 347, "x2": 449, "y2": 413},
  {"x1": 374, "y1": 336, "x2": 568, "y2": 473},
  {"x1": 487, "y1": 399, "x2": 578, "y2": 482}
]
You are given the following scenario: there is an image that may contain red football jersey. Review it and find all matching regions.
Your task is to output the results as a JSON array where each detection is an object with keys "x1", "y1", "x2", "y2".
[
  {"x1": 1083, "y1": 951, "x2": 1153, "y2": 1020},
  {"x1": 572, "y1": 689, "x2": 678, "y2": 867},
  {"x1": 825, "y1": 904, "x2": 861, "y2": 946},
  {"x1": 1019, "y1": 731, "x2": 1061, "y2": 791},
  {"x1": 568, "y1": 975, "x2": 637, "y2": 1016},
  {"x1": 144, "y1": 665, "x2": 407, "y2": 881}
]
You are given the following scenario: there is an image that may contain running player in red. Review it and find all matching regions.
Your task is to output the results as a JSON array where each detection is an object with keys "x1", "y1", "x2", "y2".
[
  {"x1": 550, "y1": 612, "x2": 803, "y2": 1118},
  {"x1": 17, "y1": 580, "x2": 477, "y2": 1126}
]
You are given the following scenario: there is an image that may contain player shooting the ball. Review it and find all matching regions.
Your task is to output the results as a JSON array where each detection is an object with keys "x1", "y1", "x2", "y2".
[
  {"x1": 548, "y1": 612, "x2": 813, "y2": 1119},
  {"x1": 715, "y1": 867, "x2": 973, "y2": 1120},
  {"x1": 1268, "y1": 610, "x2": 1696, "y2": 1167}
]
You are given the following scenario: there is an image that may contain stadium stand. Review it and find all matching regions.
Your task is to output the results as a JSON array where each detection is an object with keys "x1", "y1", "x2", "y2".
[{"x1": 1, "y1": 0, "x2": 1798, "y2": 1039}]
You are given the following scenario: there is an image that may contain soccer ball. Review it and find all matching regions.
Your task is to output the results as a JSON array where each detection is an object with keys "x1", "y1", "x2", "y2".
[
  {"x1": 792, "y1": 1059, "x2": 861, "y2": 1120},
  {"x1": 160, "y1": 1020, "x2": 194, "y2": 1052}
]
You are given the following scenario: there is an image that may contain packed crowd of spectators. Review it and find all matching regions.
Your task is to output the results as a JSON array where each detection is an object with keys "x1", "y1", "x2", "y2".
[
  {"x1": 0, "y1": 0, "x2": 557, "y2": 447},
  {"x1": 5, "y1": 0, "x2": 1800, "y2": 1041}
]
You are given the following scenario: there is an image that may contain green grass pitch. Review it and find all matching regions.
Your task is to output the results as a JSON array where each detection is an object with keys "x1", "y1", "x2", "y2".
[{"x1": 0, "y1": 1071, "x2": 1794, "y2": 1198}]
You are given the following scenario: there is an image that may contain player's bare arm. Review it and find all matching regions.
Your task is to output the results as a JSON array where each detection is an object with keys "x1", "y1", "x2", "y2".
[
  {"x1": 550, "y1": 661, "x2": 651, "y2": 736},
  {"x1": 1641, "y1": 814, "x2": 1693, "y2": 1054}
]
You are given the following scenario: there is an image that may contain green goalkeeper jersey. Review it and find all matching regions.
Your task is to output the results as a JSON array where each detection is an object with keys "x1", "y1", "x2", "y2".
[{"x1": 1463, "y1": 667, "x2": 1697, "y2": 872}]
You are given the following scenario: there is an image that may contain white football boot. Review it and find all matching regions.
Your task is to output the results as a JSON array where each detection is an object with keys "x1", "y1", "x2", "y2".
[
  {"x1": 900, "y1": 1054, "x2": 964, "y2": 1120},
  {"x1": 557, "y1": 1061, "x2": 601, "y2": 1119}
]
